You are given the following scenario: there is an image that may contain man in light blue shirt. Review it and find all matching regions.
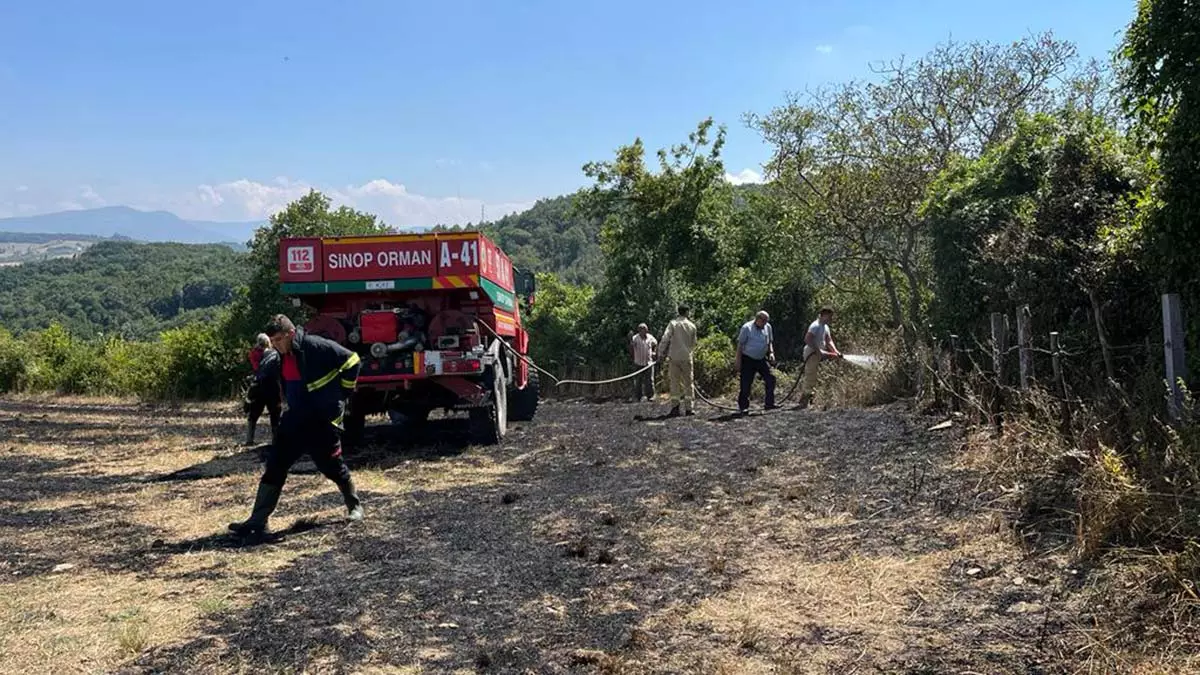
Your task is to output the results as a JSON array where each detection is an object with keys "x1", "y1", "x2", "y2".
[{"x1": 736, "y1": 310, "x2": 777, "y2": 414}]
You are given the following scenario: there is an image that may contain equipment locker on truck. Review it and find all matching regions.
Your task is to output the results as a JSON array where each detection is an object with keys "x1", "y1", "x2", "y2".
[{"x1": 278, "y1": 231, "x2": 538, "y2": 447}]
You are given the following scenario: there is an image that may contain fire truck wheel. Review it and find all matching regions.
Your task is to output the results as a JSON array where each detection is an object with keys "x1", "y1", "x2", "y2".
[
  {"x1": 469, "y1": 366, "x2": 507, "y2": 445},
  {"x1": 507, "y1": 368, "x2": 539, "y2": 422}
]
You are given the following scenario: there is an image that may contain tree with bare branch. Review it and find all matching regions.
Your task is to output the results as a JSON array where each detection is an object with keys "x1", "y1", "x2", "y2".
[{"x1": 747, "y1": 32, "x2": 1079, "y2": 343}]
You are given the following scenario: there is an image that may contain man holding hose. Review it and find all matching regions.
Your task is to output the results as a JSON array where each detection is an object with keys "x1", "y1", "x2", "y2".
[{"x1": 797, "y1": 307, "x2": 842, "y2": 409}]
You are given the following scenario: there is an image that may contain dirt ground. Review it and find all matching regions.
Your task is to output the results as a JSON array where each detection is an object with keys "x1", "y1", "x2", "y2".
[{"x1": 0, "y1": 395, "x2": 1195, "y2": 674}]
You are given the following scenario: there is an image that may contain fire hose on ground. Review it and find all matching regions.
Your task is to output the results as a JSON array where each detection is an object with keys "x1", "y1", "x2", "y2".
[{"x1": 477, "y1": 319, "x2": 882, "y2": 415}]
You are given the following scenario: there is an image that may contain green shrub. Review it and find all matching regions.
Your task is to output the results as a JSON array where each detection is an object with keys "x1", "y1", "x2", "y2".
[
  {"x1": 160, "y1": 320, "x2": 245, "y2": 400},
  {"x1": 55, "y1": 341, "x2": 106, "y2": 395},
  {"x1": 5, "y1": 318, "x2": 246, "y2": 401},
  {"x1": 99, "y1": 337, "x2": 172, "y2": 398},
  {"x1": 694, "y1": 332, "x2": 736, "y2": 396},
  {"x1": 0, "y1": 328, "x2": 31, "y2": 393}
]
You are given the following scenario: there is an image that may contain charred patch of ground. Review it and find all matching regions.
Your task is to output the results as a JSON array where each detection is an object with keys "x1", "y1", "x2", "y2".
[{"x1": 2, "y1": 396, "x2": 1195, "y2": 673}]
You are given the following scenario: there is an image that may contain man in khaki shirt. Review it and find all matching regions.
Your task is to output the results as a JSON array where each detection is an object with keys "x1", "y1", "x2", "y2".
[{"x1": 659, "y1": 304, "x2": 698, "y2": 416}]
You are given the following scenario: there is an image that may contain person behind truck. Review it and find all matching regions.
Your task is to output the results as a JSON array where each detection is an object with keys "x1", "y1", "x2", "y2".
[
  {"x1": 244, "y1": 334, "x2": 283, "y2": 447},
  {"x1": 736, "y1": 310, "x2": 778, "y2": 414},
  {"x1": 228, "y1": 315, "x2": 365, "y2": 536},
  {"x1": 630, "y1": 323, "x2": 658, "y2": 402},
  {"x1": 797, "y1": 307, "x2": 842, "y2": 409},
  {"x1": 659, "y1": 304, "x2": 698, "y2": 417}
]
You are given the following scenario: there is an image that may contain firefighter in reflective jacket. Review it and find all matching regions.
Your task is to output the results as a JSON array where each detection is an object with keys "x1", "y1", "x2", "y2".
[{"x1": 229, "y1": 314, "x2": 365, "y2": 535}]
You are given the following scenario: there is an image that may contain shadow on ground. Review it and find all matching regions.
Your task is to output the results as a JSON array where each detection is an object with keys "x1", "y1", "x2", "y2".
[
  {"x1": 3, "y1": 396, "x2": 1103, "y2": 673},
  {"x1": 114, "y1": 399, "x2": 1087, "y2": 673}
]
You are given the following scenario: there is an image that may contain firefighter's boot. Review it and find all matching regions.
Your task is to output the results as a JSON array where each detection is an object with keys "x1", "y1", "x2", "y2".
[
  {"x1": 227, "y1": 482, "x2": 282, "y2": 536},
  {"x1": 337, "y1": 477, "x2": 365, "y2": 522}
]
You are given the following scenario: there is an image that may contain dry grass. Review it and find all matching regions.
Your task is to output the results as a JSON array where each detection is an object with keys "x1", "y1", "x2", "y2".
[
  {"x1": 937, "y1": 372, "x2": 1200, "y2": 672},
  {"x1": 0, "y1": 396, "x2": 508, "y2": 674},
  {"x1": 3, "y1": 394, "x2": 1198, "y2": 673},
  {"x1": 817, "y1": 332, "x2": 913, "y2": 410}
]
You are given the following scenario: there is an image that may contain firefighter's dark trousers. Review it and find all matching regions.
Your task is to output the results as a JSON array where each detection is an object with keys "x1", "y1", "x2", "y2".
[
  {"x1": 261, "y1": 410, "x2": 352, "y2": 489},
  {"x1": 246, "y1": 388, "x2": 282, "y2": 434}
]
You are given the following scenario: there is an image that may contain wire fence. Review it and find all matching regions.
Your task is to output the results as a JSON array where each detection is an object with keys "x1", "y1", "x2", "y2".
[{"x1": 923, "y1": 297, "x2": 1190, "y2": 434}]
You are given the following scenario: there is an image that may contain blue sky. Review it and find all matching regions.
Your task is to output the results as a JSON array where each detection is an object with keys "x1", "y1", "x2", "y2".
[{"x1": 0, "y1": 0, "x2": 1137, "y2": 225}]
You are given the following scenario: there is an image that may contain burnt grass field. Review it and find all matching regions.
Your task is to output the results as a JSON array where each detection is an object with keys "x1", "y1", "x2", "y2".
[{"x1": 0, "y1": 395, "x2": 1192, "y2": 674}]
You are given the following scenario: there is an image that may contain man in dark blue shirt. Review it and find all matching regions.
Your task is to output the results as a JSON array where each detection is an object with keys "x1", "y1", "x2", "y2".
[{"x1": 229, "y1": 314, "x2": 364, "y2": 536}]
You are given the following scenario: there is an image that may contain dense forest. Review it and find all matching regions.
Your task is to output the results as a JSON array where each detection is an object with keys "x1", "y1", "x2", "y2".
[
  {"x1": 0, "y1": 240, "x2": 249, "y2": 339},
  {"x1": 476, "y1": 194, "x2": 605, "y2": 287},
  {"x1": 435, "y1": 185, "x2": 765, "y2": 290}
]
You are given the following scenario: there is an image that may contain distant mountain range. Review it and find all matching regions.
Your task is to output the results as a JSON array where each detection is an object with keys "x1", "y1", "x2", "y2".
[{"x1": 0, "y1": 206, "x2": 265, "y2": 245}]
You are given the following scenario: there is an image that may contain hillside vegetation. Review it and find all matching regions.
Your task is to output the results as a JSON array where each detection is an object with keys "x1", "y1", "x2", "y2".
[
  {"x1": 0, "y1": 240, "x2": 248, "y2": 339},
  {"x1": 440, "y1": 186, "x2": 763, "y2": 290},
  {"x1": 479, "y1": 193, "x2": 605, "y2": 287}
]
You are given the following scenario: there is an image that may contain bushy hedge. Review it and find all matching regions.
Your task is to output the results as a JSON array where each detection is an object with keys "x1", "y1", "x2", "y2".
[{"x1": 0, "y1": 319, "x2": 247, "y2": 400}]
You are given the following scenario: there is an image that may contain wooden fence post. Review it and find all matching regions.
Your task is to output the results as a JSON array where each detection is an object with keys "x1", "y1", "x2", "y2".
[
  {"x1": 991, "y1": 312, "x2": 1007, "y2": 434},
  {"x1": 1088, "y1": 288, "x2": 1116, "y2": 383},
  {"x1": 1163, "y1": 293, "x2": 1188, "y2": 421},
  {"x1": 1050, "y1": 332, "x2": 1064, "y2": 396},
  {"x1": 1051, "y1": 331, "x2": 1070, "y2": 431},
  {"x1": 1017, "y1": 305, "x2": 1032, "y2": 391},
  {"x1": 950, "y1": 334, "x2": 961, "y2": 413},
  {"x1": 992, "y1": 313, "x2": 1007, "y2": 379}
]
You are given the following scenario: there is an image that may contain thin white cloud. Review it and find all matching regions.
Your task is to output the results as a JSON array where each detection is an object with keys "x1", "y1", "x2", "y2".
[
  {"x1": 171, "y1": 177, "x2": 533, "y2": 226},
  {"x1": 725, "y1": 168, "x2": 764, "y2": 186},
  {"x1": 3, "y1": 178, "x2": 536, "y2": 227},
  {"x1": 15, "y1": 185, "x2": 28, "y2": 193},
  {"x1": 815, "y1": 45, "x2": 834, "y2": 55}
]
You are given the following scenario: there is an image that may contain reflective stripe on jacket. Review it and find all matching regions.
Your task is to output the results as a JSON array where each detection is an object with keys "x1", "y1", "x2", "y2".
[{"x1": 284, "y1": 328, "x2": 361, "y2": 425}]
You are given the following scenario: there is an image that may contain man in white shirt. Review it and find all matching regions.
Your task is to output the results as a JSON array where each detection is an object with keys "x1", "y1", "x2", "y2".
[
  {"x1": 798, "y1": 307, "x2": 842, "y2": 408},
  {"x1": 736, "y1": 310, "x2": 777, "y2": 414},
  {"x1": 629, "y1": 323, "x2": 658, "y2": 402}
]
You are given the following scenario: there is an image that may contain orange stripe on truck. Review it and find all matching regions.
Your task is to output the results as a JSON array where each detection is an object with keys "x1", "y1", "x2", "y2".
[{"x1": 430, "y1": 275, "x2": 479, "y2": 288}]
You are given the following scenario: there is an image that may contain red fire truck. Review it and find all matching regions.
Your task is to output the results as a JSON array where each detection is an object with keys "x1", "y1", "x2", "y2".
[{"x1": 278, "y1": 231, "x2": 538, "y2": 446}]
